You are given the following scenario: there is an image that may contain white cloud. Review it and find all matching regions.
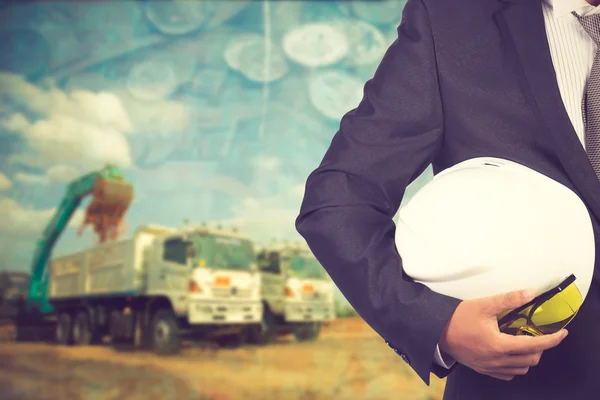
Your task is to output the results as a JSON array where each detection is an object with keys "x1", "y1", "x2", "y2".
[
  {"x1": 62, "y1": 72, "x2": 192, "y2": 135},
  {"x1": 1, "y1": 113, "x2": 29, "y2": 132},
  {"x1": 0, "y1": 173, "x2": 12, "y2": 190},
  {"x1": 0, "y1": 196, "x2": 88, "y2": 271},
  {"x1": 13, "y1": 164, "x2": 80, "y2": 185},
  {"x1": 14, "y1": 172, "x2": 47, "y2": 185},
  {"x1": 0, "y1": 72, "x2": 195, "y2": 173},
  {"x1": 0, "y1": 73, "x2": 133, "y2": 170},
  {"x1": 0, "y1": 196, "x2": 84, "y2": 237},
  {"x1": 5, "y1": 114, "x2": 132, "y2": 169},
  {"x1": 46, "y1": 165, "x2": 81, "y2": 182},
  {"x1": 0, "y1": 73, "x2": 132, "y2": 133}
]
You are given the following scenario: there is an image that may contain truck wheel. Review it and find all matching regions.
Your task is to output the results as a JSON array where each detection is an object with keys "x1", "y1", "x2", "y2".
[
  {"x1": 293, "y1": 322, "x2": 321, "y2": 342},
  {"x1": 150, "y1": 308, "x2": 181, "y2": 355},
  {"x1": 247, "y1": 307, "x2": 276, "y2": 345},
  {"x1": 72, "y1": 311, "x2": 92, "y2": 346},
  {"x1": 56, "y1": 312, "x2": 72, "y2": 345}
]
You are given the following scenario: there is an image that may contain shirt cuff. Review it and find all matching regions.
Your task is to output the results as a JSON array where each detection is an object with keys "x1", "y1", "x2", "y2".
[{"x1": 433, "y1": 344, "x2": 456, "y2": 369}]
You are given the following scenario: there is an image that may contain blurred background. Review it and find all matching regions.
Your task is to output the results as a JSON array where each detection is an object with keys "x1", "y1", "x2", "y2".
[{"x1": 0, "y1": 1, "x2": 440, "y2": 399}]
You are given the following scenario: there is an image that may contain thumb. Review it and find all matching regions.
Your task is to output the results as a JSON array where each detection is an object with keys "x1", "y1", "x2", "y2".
[{"x1": 480, "y1": 289, "x2": 536, "y2": 316}]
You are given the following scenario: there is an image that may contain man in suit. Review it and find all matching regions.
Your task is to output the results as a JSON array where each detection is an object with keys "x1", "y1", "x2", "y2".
[{"x1": 296, "y1": 0, "x2": 600, "y2": 398}]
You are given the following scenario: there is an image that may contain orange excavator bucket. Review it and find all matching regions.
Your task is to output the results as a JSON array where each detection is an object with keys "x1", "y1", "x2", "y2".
[{"x1": 78, "y1": 177, "x2": 134, "y2": 243}]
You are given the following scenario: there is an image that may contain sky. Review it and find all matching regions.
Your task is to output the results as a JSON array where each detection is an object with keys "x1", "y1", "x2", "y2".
[{"x1": 0, "y1": 0, "x2": 433, "y2": 281}]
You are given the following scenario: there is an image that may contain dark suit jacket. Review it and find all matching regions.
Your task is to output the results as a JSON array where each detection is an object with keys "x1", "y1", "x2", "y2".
[{"x1": 296, "y1": 0, "x2": 600, "y2": 398}]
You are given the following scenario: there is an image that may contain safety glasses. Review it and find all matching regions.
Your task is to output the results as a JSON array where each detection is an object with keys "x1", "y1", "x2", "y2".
[{"x1": 497, "y1": 274, "x2": 582, "y2": 336}]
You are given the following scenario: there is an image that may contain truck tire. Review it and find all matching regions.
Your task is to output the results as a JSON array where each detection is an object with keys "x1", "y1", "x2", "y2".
[
  {"x1": 56, "y1": 312, "x2": 72, "y2": 345},
  {"x1": 72, "y1": 311, "x2": 92, "y2": 346},
  {"x1": 293, "y1": 322, "x2": 321, "y2": 342},
  {"x1": 150, "y1": 308, "x2": 180, "y2": 355},
  {"x1": 247, "y1": 307, "x2": 276, "y2": 345}
]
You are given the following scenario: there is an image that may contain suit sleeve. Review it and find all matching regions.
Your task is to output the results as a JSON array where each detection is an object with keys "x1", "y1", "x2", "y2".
[{"x1": 295, "y1": 0, "x2": 462, "y2": 385}]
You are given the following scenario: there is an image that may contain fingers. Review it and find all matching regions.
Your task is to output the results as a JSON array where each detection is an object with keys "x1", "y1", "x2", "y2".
[
  {"x1": 479, "y1": 342, "x2": 551, "y2": 382},
  {"x1": 481, "y1": 352, "x2": 542, "y2": 376},
  {"x1": 487, "y1": 373, "x2": 518, "y2": 381},
  {"x1": 499, "y1": 329, "x2": 568, "y2": 355},
  {"x1": 494, "y1": 366, "x2": 530, "y2": 375},
  {"x1": 481, "y1": 289, "x2": 536, "y2": 316},
  {"x1": 503, "y1": 352, "x2": 543, "y2": 368},
  {"x1": 480, "y1": 364, "x2": 534, "y2": 381},
  {"x1": 484, "y1": 351, "x2": 543, "y2": 368},
  {"x1": 475, "y1": 368, "x2": 521, "y2": 381}
]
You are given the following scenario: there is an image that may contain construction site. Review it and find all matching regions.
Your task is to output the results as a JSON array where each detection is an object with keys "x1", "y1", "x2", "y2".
[
  {"x1": 0, "y1": 1, "x2": 448, "y2": 399},
  {"x1": 0, "y1": 317, "x2": 446, "y2": 400}
]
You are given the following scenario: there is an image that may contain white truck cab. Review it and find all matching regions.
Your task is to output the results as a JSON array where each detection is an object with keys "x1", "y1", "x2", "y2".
[
  {"x1": 249, "y1": 241, "x2": 335, "y2": 344},
  {"x1": 184, "y1": 226, "x2": 262, "y2": 328},
  {"x1": 140, "y1": 224, "x2": 263, "y2": 346}
]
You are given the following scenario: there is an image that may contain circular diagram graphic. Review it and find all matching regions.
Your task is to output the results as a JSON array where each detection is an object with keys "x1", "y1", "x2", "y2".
[
  {"x1": 282, "y1": 23, "x2": 349, "y2": 68},
  {"x1": 145, "y1": 1, "x2": 213, "y2": 35},
  {"x1": 126, "y1": 59, "x2": 179, "y2": 101},
  {"x1": 238, "y1": 40, "x2": 289, "y2": 83},
  {"x1": 224, "y1": 33, "x2": 264, "y2": 71}
]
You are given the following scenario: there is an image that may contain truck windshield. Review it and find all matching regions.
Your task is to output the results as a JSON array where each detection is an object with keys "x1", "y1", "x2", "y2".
[
  {"x1": 290, "y1": 253, "x2": 327, "y2": 280},
  {"x1": 191, "y1": 233, "x2": 255, "y2": 271}
]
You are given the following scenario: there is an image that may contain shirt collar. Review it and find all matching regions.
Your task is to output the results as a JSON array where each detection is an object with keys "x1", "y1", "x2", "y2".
[{"x1": 545, "y1": 0, "x2": 599, "y2": 18}]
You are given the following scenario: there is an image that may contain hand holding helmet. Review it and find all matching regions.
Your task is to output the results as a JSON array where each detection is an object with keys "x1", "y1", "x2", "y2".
[
  {"x1": 438, "y1": 288, "x2": 567, "y2": 381},
  {"x1": 396, "y1": 157, "x2": 595, "y2": 381}
]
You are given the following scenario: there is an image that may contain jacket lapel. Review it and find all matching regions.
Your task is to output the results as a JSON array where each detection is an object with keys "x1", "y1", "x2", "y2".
[{"x1": 494, "y1": 0, "x2": 600, "y2": 221}]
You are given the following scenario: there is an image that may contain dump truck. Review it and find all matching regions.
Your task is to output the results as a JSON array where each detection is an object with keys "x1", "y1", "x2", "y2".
[
  {"x1": 48, "y1": 223, "x2": 262, "y2": 353},
  {"x1": 249, "y1": 242, "x2": 335, "y2": 344},
  {"x1": 13, "y1": 162, "x2": 262, "y2": 352}
]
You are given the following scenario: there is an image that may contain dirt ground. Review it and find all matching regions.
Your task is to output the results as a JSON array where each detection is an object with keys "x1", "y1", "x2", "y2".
[{"x1": 0, "y1": 317, "x2": 446, "y2": 400}]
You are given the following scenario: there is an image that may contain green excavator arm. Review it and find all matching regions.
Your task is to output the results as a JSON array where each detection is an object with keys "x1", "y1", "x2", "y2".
[{"x1": 26, "y1": 164, "x2": 133, "y2": 314}]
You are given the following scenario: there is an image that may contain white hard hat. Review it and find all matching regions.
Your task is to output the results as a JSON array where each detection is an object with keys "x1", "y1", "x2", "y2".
[{"x1": 395, "y1": 157, "x2": 595, "y2": 302}]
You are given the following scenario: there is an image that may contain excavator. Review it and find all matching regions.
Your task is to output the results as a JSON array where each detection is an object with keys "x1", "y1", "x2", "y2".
[{"x1": 11, "y1": 164, "x2": 134, "y2": 340}]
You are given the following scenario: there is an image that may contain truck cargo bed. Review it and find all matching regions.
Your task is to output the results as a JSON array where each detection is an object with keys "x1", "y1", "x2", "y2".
[{"x1": 48, "y1": 232, "x2": 155, "y2": 300}]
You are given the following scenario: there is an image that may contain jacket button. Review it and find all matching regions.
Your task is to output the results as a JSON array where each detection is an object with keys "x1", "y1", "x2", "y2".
[
  {"x1": 384, "y1": 341, "x2": 410, "y2": 364},
  {"x1": 400, "y1": 353, "x2": 410, "y2": 365}
]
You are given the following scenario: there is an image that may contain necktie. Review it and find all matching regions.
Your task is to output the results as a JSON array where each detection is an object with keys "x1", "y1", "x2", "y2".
[{"x1": 573, "y1": 11, "x2": 600, "y2": 178}]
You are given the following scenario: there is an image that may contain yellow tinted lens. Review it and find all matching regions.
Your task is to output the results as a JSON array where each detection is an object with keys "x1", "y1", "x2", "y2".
[
  {"x1": 499, "y1": 311, "x2": 534, "y2": 335},
  {"x1": 530, "y1": 283, "x2": 582, "y2": 334},
  {"x1": 501, "y1": 316, "x2": 528, "y2": 332},
  {"x1": 498, "y1": 283, "x2": 583, "y2": 336}
]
